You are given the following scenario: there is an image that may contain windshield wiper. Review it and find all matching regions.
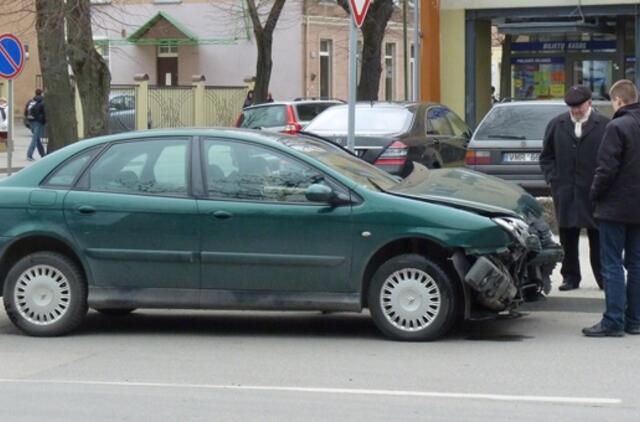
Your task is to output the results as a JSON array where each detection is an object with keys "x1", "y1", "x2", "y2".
[
  {"x1": 486, "y1": 134, "x2": 526, "y2": 140},
  {"x1": 367, "y1": 177, "x2": 386, "y2": 192}
]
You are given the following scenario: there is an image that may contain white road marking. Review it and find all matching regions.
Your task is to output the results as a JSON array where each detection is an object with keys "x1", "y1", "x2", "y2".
[{"x1": 0, "y1": 378, "x2": 622, "y2": 405}]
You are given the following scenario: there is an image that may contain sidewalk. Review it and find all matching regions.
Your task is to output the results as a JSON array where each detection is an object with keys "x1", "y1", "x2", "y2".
[{"x1": 0, "y1": 120, "x2": 39, "y2": 178}]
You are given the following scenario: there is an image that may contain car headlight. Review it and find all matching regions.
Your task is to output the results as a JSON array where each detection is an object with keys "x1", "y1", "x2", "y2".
[{"x1": 492, "y1": 216, "x2": 531, "y2": 247}]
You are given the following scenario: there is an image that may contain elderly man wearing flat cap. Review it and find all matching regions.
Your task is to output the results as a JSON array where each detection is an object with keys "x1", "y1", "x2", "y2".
[{"x1": 540, "y1": 85, "x2": 609, "y2": 291}]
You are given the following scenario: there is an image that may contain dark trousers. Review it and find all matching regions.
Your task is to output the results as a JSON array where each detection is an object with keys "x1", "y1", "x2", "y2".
[
  {"x1": 599, "y1": 221, "x2": 640, "y2": 330},
  {"x1": 559, "y1": 227, "x2": 602, "y2": 288}
]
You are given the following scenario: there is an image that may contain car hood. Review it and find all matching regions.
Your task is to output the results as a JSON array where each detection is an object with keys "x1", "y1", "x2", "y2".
[{"x1": 389, "y1": 165, "x2": 544, "y2": 220}]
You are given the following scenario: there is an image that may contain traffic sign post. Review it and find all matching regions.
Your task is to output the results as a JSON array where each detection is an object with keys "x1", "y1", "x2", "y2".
[
  {"x1": 0, "y1": 33, "x2": 26, "y2": 176},
  {"x1": 346, "y1": 0, "x2": 371, "y2": 153}
]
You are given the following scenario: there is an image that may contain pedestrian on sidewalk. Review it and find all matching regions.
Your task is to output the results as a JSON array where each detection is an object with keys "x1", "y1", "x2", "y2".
[
  {"x1": 540, "y1": 85, "x2": 608, "y2": 291},
  {"x1": 24, "y1": 89, "x2": 46, "y2": 161},
  {"x1": 584, "y1": 80, "x2": 640, "y2": 337},
  {"x1": 243, "y1": 90, "x2": 254, "y2": 109},
  {"x1": 0, "y1": 97, "x2": 8, "y2": 133}
]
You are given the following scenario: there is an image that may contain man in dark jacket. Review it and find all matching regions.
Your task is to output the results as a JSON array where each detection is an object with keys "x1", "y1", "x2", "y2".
[
  {"x1": 583, "y1": 79, "x2": 640, "y2": 337},
  {"x1": 540, "y1": 85, "x2": 609, "y2": 291},
  {"x1": 24, "y1": 88, "x2": 46, "y2": 161}
]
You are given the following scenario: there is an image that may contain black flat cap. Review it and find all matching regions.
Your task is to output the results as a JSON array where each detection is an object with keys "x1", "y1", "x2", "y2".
[{"x1": 565, "y1": 85, "x2": 592, "y2": 106}]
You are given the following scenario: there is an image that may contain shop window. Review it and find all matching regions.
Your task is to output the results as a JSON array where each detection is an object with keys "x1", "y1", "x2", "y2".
[{"x1": 511, "y1": 57, "x2": 566, "y2": 100}]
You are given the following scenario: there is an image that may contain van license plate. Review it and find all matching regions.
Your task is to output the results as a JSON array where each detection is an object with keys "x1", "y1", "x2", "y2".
[{"x1": 503, "y1": 152, "x2": 540, "y2": 163}]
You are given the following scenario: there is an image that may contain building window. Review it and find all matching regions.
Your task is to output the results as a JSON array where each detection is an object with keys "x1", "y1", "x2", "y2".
[
  {"x1": 319, "y1": 39, "x2": 333, "y2": 98},
  {"x1": 385, "y1": 43, "x2": 396, "y2": 101},
  {"x1": 158, "y1": 44, "x2": 178, "y2": 57},
  {"x1": 409, "y1": 44, "x2": 415, "y2": 101}
]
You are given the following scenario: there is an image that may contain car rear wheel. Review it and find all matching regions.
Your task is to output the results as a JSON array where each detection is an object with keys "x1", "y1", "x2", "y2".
[
  {"x1": 3, "y1": 252, "x2": 87, "y2": 336},
  {"x1": 368, "y1": 254, "x2": 457, "y2": 341}
]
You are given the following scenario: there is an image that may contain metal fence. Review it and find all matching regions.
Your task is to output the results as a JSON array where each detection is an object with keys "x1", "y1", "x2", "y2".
[
  {"x1": 148, "y1": 86, "x2": 195, "y2": 129},
  {"x1": 203, "y1": 86, "x2": 247, "y2": 127}
]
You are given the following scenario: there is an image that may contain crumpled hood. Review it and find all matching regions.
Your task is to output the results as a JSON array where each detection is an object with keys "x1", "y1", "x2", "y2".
[{"x1": 389, "y1": 165, "x2": 544, "y2": 220}]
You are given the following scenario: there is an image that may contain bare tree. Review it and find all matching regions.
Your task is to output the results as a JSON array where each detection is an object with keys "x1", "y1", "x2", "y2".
[
  {"x1": 35, "y1": 0, "x2": 78, "y2": 151},
  {"x1": 67, "y1": 0, "x2": 111, "y2": 138},
  {"x1": 337, "y1": 0, "x2": 394, "y2": 101},
  {"x1": 245, "y1": 0, "x2": 287, "y2": 105}
]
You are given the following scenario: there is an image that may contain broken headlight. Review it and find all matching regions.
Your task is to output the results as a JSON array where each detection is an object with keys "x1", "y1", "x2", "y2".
[{"x1": 492, "y1": 216, "x2": 536, "y2": 248}]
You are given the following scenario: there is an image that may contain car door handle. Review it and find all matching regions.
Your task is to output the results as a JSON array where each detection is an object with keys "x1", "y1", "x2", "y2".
[
  {"x1": 210, "y1": 211, "x2": 233, "y2": 220},
  {"x1": 432, "y1": 139, "x2": 441, "y2": 145},
  {"x1": 76, "y1": 205, "x2": 96, "y2": 215}
]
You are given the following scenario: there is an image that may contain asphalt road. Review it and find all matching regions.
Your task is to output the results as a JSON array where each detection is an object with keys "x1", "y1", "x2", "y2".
[{"x1": 0, "y1": 238, "x2": 639, "y2": 421}]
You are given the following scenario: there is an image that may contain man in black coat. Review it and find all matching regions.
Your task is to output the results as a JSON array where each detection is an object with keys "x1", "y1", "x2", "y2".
[
  {"x1": 540, "y1": 85, "x2": 609, "y2": 291},
  {"x1": 583, "y1": 80, "x2": 640, "y2": 337}
]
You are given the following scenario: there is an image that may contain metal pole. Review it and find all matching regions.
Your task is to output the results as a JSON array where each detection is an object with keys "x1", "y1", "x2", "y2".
[
  {"x1": 413, "y1": 0, "x2": 421, "y2": 101},
  {"x1": 347, "y1": 10, "x2": 357, "y2": 153},
  {"x1": 7, "y1": 79, "x2": 13, "y2": 176},
  {"x1": 403, "y1": 0, "x2": 409, "y2": 100}
]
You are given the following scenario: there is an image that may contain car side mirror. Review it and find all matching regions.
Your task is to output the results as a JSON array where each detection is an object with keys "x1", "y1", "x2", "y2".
[
  {"x1": 305, "y1": 183, "x2": 334, "y2": 203},
  {"x1": 305, "y1": 183, "x2": 351, "y2": 205}
]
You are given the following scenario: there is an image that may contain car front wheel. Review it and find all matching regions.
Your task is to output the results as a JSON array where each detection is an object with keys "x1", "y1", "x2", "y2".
[
  {"x1": 3, "y1": 252, "x2": 87, "y2": 336},
  {"x1": 368, "y1": 254, "x2": 457, "y2": 341}
]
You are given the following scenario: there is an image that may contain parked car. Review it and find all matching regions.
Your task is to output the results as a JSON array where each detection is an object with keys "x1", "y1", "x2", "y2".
[
  {"x1": 236, "y1": 99, "x2": 343, "y2": 134},
  {"x1": 108, "y1": 94, "x2": 136, "y2": 134},
  {"x1": 0, "y1": 128, "x2": 561, "y2": 340},
  {"x1": 304, "y1": 102, "x2": 471, "y2": 177},
  {"x1": 108, "y1": 94, "x2": 153, "y2": 134},
  {"x1": 465, "y1": 100, "x2": 614, "y2": 196}
]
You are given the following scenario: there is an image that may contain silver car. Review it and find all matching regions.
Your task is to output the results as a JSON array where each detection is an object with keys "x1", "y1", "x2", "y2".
[{"x1": 464, "y1": 100, "x2": 613, "y2": 196}]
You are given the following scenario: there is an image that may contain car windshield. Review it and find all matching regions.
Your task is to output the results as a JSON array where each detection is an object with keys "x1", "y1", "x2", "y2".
[
  {"x1": 240, "y1": 105, "x2": 287, "y2": 129},
  {"x1": 305, "y1": 106, "x2": 414, "y2": 134},
  {"x1": 474, "y1": 104, "x2": 567, "y2": 141},
  {"x1": 278, "y1": 136, "x2": 399, "y2": 191}
]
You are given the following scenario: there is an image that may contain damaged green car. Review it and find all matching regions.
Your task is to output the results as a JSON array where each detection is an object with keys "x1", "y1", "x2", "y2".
[{"x1": 0, "y1": 129, "x2": 562, "y2": 340}]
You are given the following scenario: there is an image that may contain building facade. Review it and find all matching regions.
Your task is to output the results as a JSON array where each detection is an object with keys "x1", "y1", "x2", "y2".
[{"x1": 438, "y1": 0, "x2": 640, "y2": 126}]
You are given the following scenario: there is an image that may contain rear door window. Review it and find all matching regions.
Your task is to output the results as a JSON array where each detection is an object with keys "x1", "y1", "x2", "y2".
[
  {"x1": 295, "y1": 103, "x2": 338, "y2": 122},
  {"x1": 426, "y1": 107, "x2": 454, "y2": 136},
  {"x1": 474, "y1": 105, "x2": 566, "y2": 141},
  {"x1": 239, "y1": 105, "x2": 287, "y2": 129}
]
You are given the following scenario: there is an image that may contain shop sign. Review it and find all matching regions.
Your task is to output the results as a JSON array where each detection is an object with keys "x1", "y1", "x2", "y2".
[
  {"x1": 511, "y1": 40, "x2": 616, "y2": 52},
  {"x1": 511, "y1": 57, "x2": 565, "y2": 65}
]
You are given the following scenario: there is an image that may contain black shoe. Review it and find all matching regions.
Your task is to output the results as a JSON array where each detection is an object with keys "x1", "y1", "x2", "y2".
[
  {"x1": 582, "y1": 322, "x2": 625, "y2": 337},
  {"x1": 559, "y1": 281, "x2": 579, "y2": 291},
  {"x1": 625, "y1": 325, "x2": 640, "y2": 335}
]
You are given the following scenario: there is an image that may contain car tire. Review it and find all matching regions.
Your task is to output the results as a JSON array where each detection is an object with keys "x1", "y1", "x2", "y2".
[
  {"x1": 368, "y1": 254, "x2": 458, "y2": 341},
  {"x1": 3, "y1": 252, "x2": 87, "y2": 337},
  {"x1": 94, "y1": 308, "x2": 136, "y2": 316}
]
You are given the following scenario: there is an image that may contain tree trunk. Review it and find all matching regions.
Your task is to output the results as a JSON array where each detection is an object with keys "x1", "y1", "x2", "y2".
[
  {"x1": 338, "y1": 0, "x2": 394, "y2": 101},
  {"x1": 253, "y1": 32, "x2": 273, "y2": 104},
  {"x1": 35, "y1": 0, "x2": 78, "y2": 151},
  {"x1": 246, "y1": 0, "x2": 286, "y2": 105},
  {"x1": 67, "y1": 0, "x2": 111, "y2": 138},
  {"x1": 499, "y1": 34, "x2": 512, "y2": 101}
]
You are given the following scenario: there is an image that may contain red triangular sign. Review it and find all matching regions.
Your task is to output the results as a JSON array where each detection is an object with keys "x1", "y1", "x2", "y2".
[{"x1": 349, "y1": 0, "x2": 371, "y2": 28}]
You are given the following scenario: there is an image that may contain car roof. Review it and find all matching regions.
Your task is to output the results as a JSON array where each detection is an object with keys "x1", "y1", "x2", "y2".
[
  {"x1": 492, "y1": 99, "x2": 610, "y2": 108},
  {"x1": 244, "y1": 100, "x2": 344, "y2": 109}
]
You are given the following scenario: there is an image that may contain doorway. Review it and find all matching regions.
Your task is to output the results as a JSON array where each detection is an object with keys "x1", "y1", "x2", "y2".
[{"x1": 157, "y1": 57, "x2": 178, "y2": 86}]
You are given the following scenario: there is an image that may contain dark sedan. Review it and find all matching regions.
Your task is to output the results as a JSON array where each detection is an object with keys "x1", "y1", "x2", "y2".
[{"x1": 305, "y1": 102, "x2": 471, "y2": 177}]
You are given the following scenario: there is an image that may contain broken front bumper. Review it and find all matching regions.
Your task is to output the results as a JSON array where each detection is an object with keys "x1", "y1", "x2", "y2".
[{"x1": 453, "y1": 215, "x2": 564, "y2": 318}]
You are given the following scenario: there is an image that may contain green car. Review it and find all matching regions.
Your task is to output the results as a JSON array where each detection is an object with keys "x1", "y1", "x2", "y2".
[{"x1": 0, "y1": 129, "x2": 562, "y2": 340}]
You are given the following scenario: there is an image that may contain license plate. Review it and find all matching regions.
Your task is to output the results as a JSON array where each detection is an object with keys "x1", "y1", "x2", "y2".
[{"x1": 503, "y1": 152, "x2": 540, "y2": 163}]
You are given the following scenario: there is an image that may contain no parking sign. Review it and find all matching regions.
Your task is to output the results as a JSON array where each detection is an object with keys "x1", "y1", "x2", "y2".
[
  {"x1": 0, "y1": 33, "x2": 25, "y2": 80},
  {"x1": 0, "y1": 33, "x2": 25, "y2": 176}
]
